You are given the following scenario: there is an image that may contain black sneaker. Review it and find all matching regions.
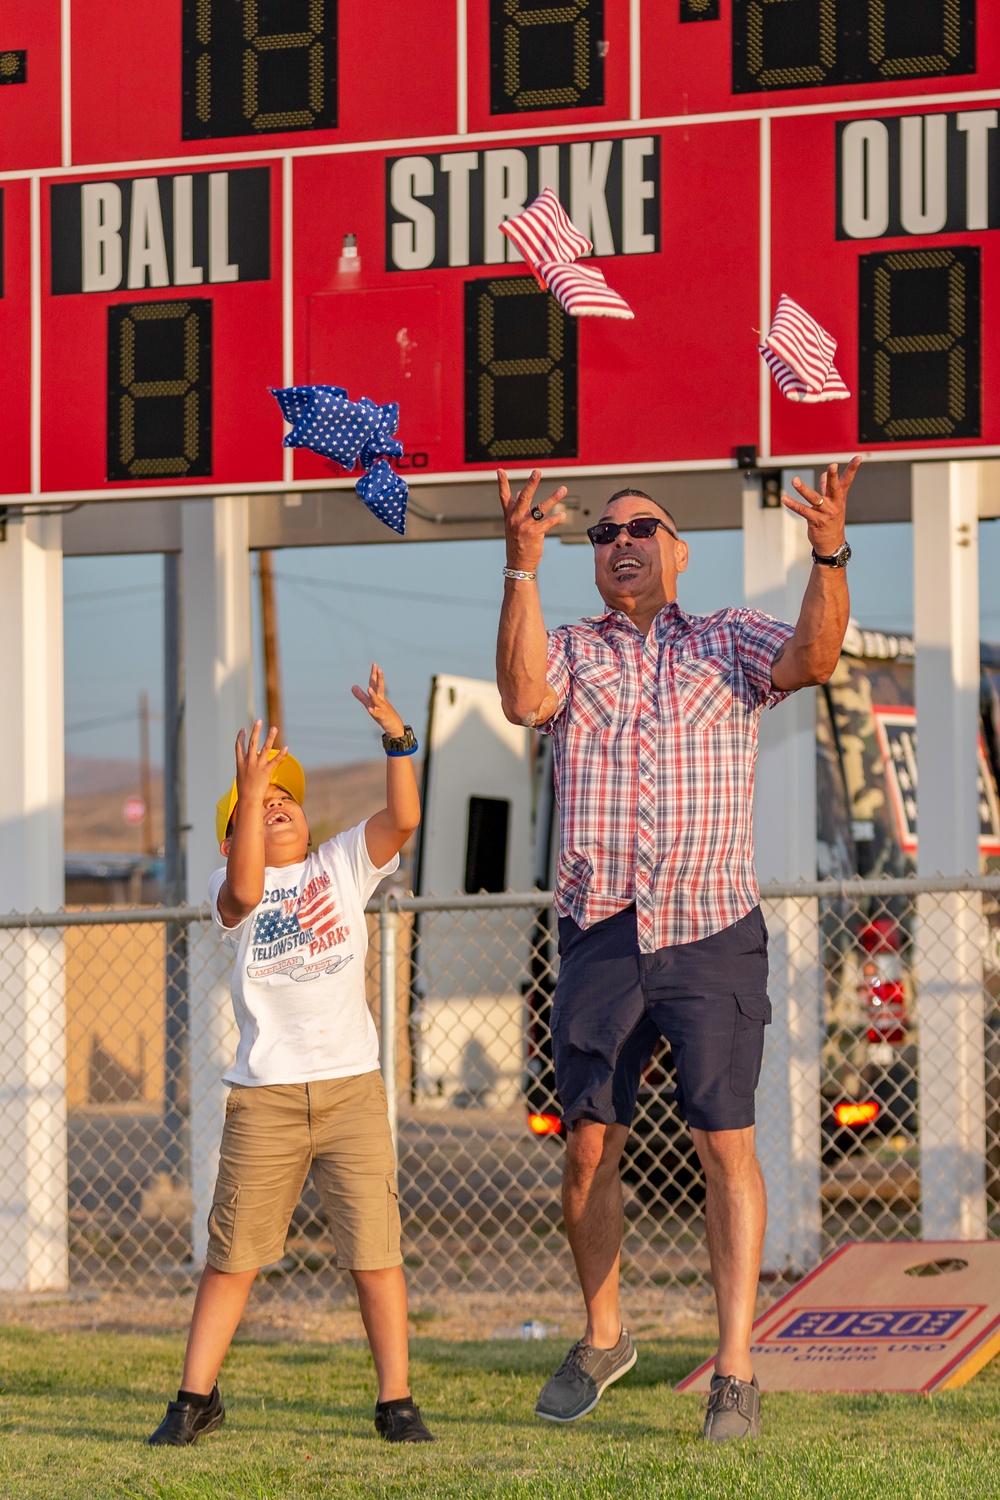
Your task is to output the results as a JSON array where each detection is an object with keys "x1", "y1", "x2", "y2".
[
  {"x1": 374, "y1": 1399, "x2": 436, "y2": 1443},
  {"x1": 148, "y1": 1386, "x2": 226, "y2": 1446}
]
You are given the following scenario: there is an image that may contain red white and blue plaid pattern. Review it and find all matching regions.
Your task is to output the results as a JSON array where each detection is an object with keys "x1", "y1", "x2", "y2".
[
  {"x1": 759, "y1": 293, "x2": 850, "y2": 403},
  {"x1": 541, "y1": 602, "x2": 795, "y2": 953}
]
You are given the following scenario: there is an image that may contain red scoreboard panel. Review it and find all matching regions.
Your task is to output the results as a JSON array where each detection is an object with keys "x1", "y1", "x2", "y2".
[{"x1": 0, "y1": 0, "x2": 999, "y2": 503}]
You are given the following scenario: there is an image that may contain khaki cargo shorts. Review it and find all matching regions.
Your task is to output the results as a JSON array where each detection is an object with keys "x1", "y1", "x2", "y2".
[{"x1": 206, "y1": 1070, "x2": 401, "y2": 1274}]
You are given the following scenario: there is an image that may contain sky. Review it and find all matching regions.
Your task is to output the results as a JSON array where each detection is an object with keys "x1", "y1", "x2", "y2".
[{"x1": 64, "y1": 516, "x2": 1000, "y2": 770}]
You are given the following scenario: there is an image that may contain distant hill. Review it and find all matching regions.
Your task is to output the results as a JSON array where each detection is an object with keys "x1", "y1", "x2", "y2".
[{"x1": 65, "y1": 756, "x2": 417, "y2": 874}]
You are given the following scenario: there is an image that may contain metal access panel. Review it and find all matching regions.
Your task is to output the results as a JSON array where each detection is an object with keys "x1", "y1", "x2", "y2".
[{"x1": 678, "y1": 1241, "x2": 1000, "y2": 1393}]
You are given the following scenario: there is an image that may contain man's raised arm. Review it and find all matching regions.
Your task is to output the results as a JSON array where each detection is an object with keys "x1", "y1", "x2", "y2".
[
  {"x1": 770, "y1": 457, "x2": 860, "y2": 692},
  {"x1": 496, "y1": 468, "x2": 567, "y2": 727}
]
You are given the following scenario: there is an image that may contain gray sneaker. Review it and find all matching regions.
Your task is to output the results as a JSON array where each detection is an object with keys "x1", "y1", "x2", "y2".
[
  {"x1": 702, "y1": 1373, "x2": 761, "y2": 1441},
  {"x1": 534, "y1": 1329, "x2": 637, "y2": 1423}
]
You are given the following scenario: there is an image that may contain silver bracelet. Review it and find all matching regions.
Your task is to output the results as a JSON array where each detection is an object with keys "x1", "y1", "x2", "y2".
[{"x1": 503, "y1": 567, "x2": 537, "y2": 582}]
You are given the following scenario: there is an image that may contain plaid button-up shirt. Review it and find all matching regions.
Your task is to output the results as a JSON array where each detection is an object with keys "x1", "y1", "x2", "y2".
[{"x1": 541, "y1": 601, "x2": 796, "y2": 953}]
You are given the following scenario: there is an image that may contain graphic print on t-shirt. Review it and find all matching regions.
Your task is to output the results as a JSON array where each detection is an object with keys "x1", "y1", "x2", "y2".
[{"x1": 247, "y1": 869, "x2": 354, "y2": 982}]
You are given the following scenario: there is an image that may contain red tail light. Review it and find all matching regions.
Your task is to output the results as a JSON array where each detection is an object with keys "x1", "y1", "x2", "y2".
[
  {"x1": 834, "y1": 1100, "x2": 880, "y2": 1128},
  {"x1": 528, "y1": 1112, "x2": 564, "y2": 1136}
]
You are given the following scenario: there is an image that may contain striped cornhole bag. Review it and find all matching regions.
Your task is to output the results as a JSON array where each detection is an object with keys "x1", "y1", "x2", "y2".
[
  {"x1": 540, "y1": 260, "x2": 635, "y2": 319},
  {"x1": 759, "y1": 293, "x2": 850, "y2": 402},
  {"x1": 500, "y1": 187, "x2": 592, "y2": 286}
]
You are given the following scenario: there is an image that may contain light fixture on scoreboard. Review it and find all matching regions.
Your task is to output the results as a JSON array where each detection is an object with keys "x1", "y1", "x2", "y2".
[
  {"x1": 731, "y1": 0, "x2": 975, "y2": 93},
  {"x1": 490, "y1": 0, "x2": 604, "y2": 113},
  {"x1": 182, "y1": 0, "x2": 338, "y2": 139}
]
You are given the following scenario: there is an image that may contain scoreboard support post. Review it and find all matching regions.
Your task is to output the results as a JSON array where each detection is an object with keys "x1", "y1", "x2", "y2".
[
  {"x1": 180, "y1": 496, "x2": 250, "y2": 1262},
  {"x1": 0, "y1": 512, "x2": 68, "y2": 1292},
  {"x1": 743, "y1": 475, "x2": 823, "y2": 1275},
  {"x1": 913, "y1": 464, "x2": 987, "y2": 1240}
]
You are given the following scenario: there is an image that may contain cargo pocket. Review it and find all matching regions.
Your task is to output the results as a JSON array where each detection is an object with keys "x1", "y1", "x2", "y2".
[
  {"x1": 674, "y1": 655, "x2": 733, "y2": 730},
  {"x1": 730, "y1": 991, "x2": 772, "y2": 1098},
  {"x1": 207, "y1": 1178, "x2": 240, "y2": 1261}
]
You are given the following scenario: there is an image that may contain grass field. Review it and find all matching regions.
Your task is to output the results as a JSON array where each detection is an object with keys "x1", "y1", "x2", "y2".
[{"x1": 1, "y1": 1324, "x2": 1000, "y2": 1499}]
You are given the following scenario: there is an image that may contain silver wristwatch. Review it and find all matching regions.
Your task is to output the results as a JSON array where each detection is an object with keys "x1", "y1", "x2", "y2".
[{"x1": 812, "y1": 541, "x2": 852, "y2": 568}]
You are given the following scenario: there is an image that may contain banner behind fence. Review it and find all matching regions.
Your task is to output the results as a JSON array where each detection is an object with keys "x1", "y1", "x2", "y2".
[{"x1": 0, "y1": 878, "x2": 998, "y2": 1300}]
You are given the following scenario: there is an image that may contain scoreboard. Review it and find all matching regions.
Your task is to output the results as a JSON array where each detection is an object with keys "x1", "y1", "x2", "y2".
[{"x1": 2, "y1": 0, "x2": 1000, "y2": 503}]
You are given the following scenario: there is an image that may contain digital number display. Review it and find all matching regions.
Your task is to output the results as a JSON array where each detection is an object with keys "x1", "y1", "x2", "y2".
[
  {"x1": 107, "y1": 301, "x2": 212, "y2": 479},
  {"x1": 858, "y1": 247, "x2": 980, "y2": 443},
  {"x1": 464, "y1": 276, "x2": 577, "y2": 461},
  {"x1": 680, "y1": 0, "x2": 719, "y2": 21},
  {"x1": 0, "y1": 50, "x2": 27, "y2": 86},
  {"x1": 182, "y1": 0, "x2": 337, "y2": 139},
  {"x1": 490, "y1": 0, "x2": 604, "y2": 113},
  {"x1": 732, "y1": 0, "x2": 975, "y2": 93}
]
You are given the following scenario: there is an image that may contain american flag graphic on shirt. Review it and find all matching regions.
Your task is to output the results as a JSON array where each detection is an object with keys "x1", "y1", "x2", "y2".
[{"x1": 296, "y1": 880, "x2": 342, "y2": 938}]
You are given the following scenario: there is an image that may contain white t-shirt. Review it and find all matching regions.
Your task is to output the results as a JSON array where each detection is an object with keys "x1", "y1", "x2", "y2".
[{"x1": 207, "y1": 819, "x2": 399, "y2": 1086}]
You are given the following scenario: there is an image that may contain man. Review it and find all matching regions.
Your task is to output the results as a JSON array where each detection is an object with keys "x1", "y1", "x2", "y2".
[{"x1": 495, "y1": 459, "x2": 858, "y2": 1441}]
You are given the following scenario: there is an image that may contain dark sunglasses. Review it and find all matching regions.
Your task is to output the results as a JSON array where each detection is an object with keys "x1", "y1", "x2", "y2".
[{"x1": 587, "y1": 517, "x2": 678, "y2": 546}]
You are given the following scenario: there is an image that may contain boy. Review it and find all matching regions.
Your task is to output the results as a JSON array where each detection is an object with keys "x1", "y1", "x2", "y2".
[{"x1": 149, "y1": 664, "x2": 433, "y2": 1447}]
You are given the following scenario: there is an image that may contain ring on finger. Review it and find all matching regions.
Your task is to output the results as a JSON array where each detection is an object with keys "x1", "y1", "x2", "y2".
[
  {"x1": 530, "y1": 505, "x2": 545, "y2": 521},
  {"x1": 814, "y1": 497, "x2": 825, "y2": 507}
]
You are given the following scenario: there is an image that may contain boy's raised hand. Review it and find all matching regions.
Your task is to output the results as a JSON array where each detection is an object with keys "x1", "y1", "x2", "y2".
[
  {"x1": 235, "y1": 720, "x2": 288, "y2": 802},
  {"x1": 352, "y1": 663, "x2": 406, "y2": 739}
]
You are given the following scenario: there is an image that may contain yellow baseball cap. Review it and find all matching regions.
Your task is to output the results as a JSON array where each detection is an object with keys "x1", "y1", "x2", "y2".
[{"x1": 215, "y1": 750, "x2": 306, "y2": 846}]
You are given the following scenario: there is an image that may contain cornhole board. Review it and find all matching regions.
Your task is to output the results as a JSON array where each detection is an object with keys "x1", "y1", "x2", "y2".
[{"x1": 676, "y1": 1243, "x2": 1000, "y2": 1394}]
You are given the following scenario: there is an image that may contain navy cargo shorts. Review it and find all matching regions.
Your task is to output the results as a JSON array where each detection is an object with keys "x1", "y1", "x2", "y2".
[{"x1": 550, "y1": 903, "x2": 771, "y2": 1133}]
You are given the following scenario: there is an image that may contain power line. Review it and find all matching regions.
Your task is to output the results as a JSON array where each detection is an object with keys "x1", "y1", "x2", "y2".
[
  {"x1": 274, "y1": 568, "x2": 589, "y2": 618},
  {"x1": 65, "y1": 584, "x2": 161, "y2": 604}
]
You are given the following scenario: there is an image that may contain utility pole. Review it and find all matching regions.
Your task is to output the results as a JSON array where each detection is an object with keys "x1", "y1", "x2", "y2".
[
  {"x1": 138, "y1": 689, "x2": 155, "y2": 856},
  {"x1": 258, "y1": 550, "x2": 284, "y2": 733}
]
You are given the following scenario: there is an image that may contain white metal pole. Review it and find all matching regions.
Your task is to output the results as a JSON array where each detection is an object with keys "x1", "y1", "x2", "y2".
[
  {"x1": 913, "y1": 460, "x2": 986, "y2": 1240},
  {"x1": 380, "y1": 893, "x2": 399, "y2": 1162},
  {"x1": 181, "y1": 496, "x2": 253, "y2": 1263},
  {"x1": 743, "y1": 472, "x2": 823, "y2": 1275},
  {"x1": 0, "y1": 511, "x2": 68, "y2": 1291}
]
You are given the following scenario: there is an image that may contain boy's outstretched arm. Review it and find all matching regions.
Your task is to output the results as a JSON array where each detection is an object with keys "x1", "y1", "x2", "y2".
[
  {"x1": 352, "y1": 664, "x2": 421, "y2": 869},
  {"x1": 217, "y1": 721, "x2": 288, "y2": 927}
]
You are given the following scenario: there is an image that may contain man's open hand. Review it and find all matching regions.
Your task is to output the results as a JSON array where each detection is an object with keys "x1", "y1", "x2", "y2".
[
  {"x1": 498, "y1": 468, "x2": 568, "y2": 573},
  {"x1": 781, "y1": 456, "x2": 860, "y2": 553}
]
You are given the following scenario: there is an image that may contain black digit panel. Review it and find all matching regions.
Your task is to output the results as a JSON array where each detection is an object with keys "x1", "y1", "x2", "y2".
[
  {"x1": 858, "y1": 248, "x2": 980, "y2": 443},
  {"x1": 0, "y1": 50, "x2": 27, "y2": 85},
  {"x1": 732, "y1": 0, "x2": 974, "y2": 93},
  {"x1": 182, "y1": 0, "x2": 337, "y2": 139},
  {"x1": 490, "y1": 0, "x2": 604, "y2": 113},
  {"x1": 108, "y1": 301, "x2": 212, "y2": 479},
  {"x1": 465, "y1": 277, "x2": 577, "y2": 462},
  {"x1": 680, "y1": 0, "x2": 720, "y2": 20}
]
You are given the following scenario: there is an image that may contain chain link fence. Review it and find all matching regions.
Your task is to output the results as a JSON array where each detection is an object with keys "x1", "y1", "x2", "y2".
[{"x1": 0, "y1": 877, "x2": 998, "y2": 1305}]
